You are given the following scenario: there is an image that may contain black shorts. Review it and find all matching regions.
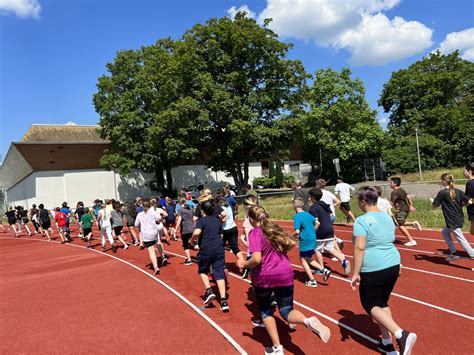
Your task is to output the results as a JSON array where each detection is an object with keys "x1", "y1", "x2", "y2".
[
  {"x1": 359, "y1": 264, "x2": 399, "y2": 314},
  {"x1": 83, "y1": 228, "x2": 92, "y2": 236},
  {"x1": 42, "y1": 221, "x2": 51, "y2": 229},
  {"x1": 143, "y1": 240, "x2": 156, "y2": 248},
  {"x1": 126, "y1": 221, "x2": 135, "y2": 227},
  {"x1": 113, "y1": 226, "x2": 123, "y2": 236},
  {"x1": 197, "y1": 252, "x2": 225, "y2": 280},
  {"x1": 223, "y1": 226, "x2": 240, "y2": 255},
  {"x1": 340, "y1": 202, "x2": 351, "y2": 212},
  {"x1": 22, "y1": 218, "x2": 29, "y2": 224},
  {"x1": 395, "y1": 211, "x2": 409, "y2": 226}
]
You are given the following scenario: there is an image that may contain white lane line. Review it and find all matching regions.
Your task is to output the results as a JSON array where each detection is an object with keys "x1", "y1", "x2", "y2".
[
  {"x1": 337, "y1": 254, "x2": 474, "y2": 283},
  {"x1": 287, "y1": 262, "x2": 474, "y2": 321},
  {"x1": 164, "y1": 249, "x2": 379, "y2": 346},
  {"x1": 0, "y1": 237, "x2": 247, "y2": 355}
]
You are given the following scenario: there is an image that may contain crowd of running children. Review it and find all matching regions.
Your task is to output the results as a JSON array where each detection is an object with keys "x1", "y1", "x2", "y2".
[{"x1": 2, "y1": 164, "x2": 474, "y2": 355}]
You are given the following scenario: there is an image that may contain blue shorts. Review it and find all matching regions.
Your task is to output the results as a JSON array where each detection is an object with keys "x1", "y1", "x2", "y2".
[
  {"x1": 253, "y1": 285, "x2": 294, "y2": 321},
  {"x1": 197, "y1": 252, "x2": 226, "y2": 280},
  {"x1": 299, "y1": 249, "x2": 315, "y2": 258}
]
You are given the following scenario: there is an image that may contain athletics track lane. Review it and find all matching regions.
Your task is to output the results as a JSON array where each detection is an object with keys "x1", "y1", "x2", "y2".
[{"x1": 0, "y1": 237, "x2": 238, "y2": 354}]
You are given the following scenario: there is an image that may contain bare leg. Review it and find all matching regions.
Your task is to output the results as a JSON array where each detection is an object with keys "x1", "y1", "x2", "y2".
[
  {"x1": 147, "y1": 246, "x2": 158, "y2": 270},
  {"x1": 117, "y1": 233, "x2": 128, "y2": 248},
  {"x1": 262, "y1": 316, "x2": 281, "y2": 348},
  {"x1": 370, "y1": 306, "x2": 401, "y2": 335},
  {"x1": 398, "y1": 225, "x2": 415, "y2": 243},
  {"x1": 184, "y1": 248, "x2": 191, "y2": 260},
  {"x1": 216, "y1": 279, "x2": 226, "y2": 299},
  {"x1": 301, "y1": 257, "x2": 316, "y2": 280},
  {"x1": 200, "y1": 273, "x2": 211, "y2": 289}
]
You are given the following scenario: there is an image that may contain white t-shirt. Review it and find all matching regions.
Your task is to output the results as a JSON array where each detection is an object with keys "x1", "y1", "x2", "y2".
[
  {"x1": 377, "y1": 197, "x2": 392, "y2": 215},
  {"x1": 335, "y1": 182, "x2": 355, "y2": 203},
  {"x1": 135, "y1": 209, "x2": 160, "y2": 241},
  {"x1": 321, "y1": 189, "x2": 337, "y2": 215}
]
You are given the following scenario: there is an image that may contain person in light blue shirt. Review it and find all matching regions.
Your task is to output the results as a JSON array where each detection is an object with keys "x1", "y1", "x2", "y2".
[
  {"x1": 293, "y1": 198, "x2": 330, "y2": 287},
  {"x1": 351, "y1": 187, "x2": 417, "y2": 355}
]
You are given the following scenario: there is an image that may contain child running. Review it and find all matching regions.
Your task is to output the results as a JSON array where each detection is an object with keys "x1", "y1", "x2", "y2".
[
  {"x1": 431, "y1": 173, "x2": 474, "y2": 260},
  {"x1": 165, "y1": 197, "x2": 177, "y2": 241},
  {"x1": 191, "y1": 200, "x2": 229, "y2": 312},
  {"x1": 334, "y1": 176, "x2": 356, "y2": 223},
  {"x1": 389, "y1": 177, "x2": 421, "y2": 246},
  {"x1": 123, "y1": 200, "x2": 140, "y2": 246},
  {"x1": 238, "y1": 205, "x2": 330, "y2": 354},
  {"x1": 135, "y1": 199, "x2": 163, "y2": 274},
  {"x1": 175, "y1": 198, "x2": 195, "y2": 265},
  {"x1": 309, "y1": 188, "x2": 351, "y2": 275},
  {"x1": 37, "y1": 204, "x2": 53, "y2": 240},
  {"x1": 293, "y1": 198, "x2": 330, "y2": 287},
  {"x1": 98, "y1": 202, "x2": 116, "y2": 253},
  {"x1": 54, "y1": 207, "x2": 68, "y2": 244},
  {"x1": 5, "y1": 207, "x2": 18, "y2": 237},
  {"x1": 111, "y1": 201, "x2": 129, "y2": 250},
  {"x1": 81, "y1": 207, "x2": 93, "y2": 248}
]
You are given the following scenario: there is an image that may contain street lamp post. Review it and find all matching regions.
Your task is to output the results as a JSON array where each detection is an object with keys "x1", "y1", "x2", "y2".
[{"x1": 414, "y1": 125, "x2": 423, "y2": 181}]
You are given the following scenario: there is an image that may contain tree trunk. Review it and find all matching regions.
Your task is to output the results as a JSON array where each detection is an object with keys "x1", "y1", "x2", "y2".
[
  {"x1": 243, "y1": 161, "x2": 249, "y2": 187},
  {"x1": 165, "y1": 167, "x2": 173, "y2": 195},
  {"x1": 155, "y1": 168, "x2": 165, "y2": 193}
]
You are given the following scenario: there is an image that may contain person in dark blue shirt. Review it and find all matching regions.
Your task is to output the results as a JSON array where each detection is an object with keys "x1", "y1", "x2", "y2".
[
  {"x1": 191, "y1": 201, "x2": 229, "y2": 312},
  {"x1": 223, "y1": 185, "x2": 238, "y2": 219},
  {"x1": 309, "y1": 188, "x2": 351, "y2": 276},
  {"x1": 60, "y1": 202, "x2": 71, "y2": 240}
]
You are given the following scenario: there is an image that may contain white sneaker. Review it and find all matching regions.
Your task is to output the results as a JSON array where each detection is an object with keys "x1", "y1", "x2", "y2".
[
  {"x1": 331, "y1": 257, "x2": 339, "y2": 262},
  {"x1": 412, "y1": 221, "x2": 422, "y2": 231},
  {"x1": 306, "y1": 317, "x2": 331, "y2": 343},
  {"x1": 404, "y1": 240, "x2": 417, "y2": 247},
  {"x1": 264, "y1": 345, "x2": 284, "y2": 354},
  {"x1": 288, "y1": 323, "x2": 297, "y2": 329}
]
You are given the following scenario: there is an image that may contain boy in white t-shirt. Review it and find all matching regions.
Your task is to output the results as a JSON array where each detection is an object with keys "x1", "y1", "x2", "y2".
[
  {"x1": 334, "y1": 176, "x2": 356, "y2": 223},
  {"x1": 375, "y1": 186, "x2": 393, "y2": 216}
]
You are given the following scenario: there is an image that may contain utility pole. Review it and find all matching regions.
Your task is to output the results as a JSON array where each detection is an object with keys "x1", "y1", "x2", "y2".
[{"x1": 414, "y1": 125, "x2": 423, "y2": 181}]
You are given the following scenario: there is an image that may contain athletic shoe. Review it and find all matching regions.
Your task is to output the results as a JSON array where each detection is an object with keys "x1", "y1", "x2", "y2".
[
  {"x1": 60, "y1": 241, "x2": 65, "y2": 244},
  {"x1": 305, "y1": 279, "x2": 318, "y2": 288},
  {"x1": 87, "y1": 242, "x2": 91, "y2": 248},
  {"x1": 404, "y1": 240, "x2": 417, "y2": 247},
  {"x1": 154, "y1": 267, "x2": 160, "y2": 275},
  {"x1": 251, "y1": 319, "x2": 266, "y2": 328},
  {"x1": 203, "y1": 288, "x2": 216, "y2": 305},
  {"x1": 123, "y1": 244, "x2": 129, "y2": 250},
  {"x1": 161, "y1": 257, "x2": 169, "y2": 266},
  {"x1": 311, "y1": 269, "x2": 323, "y2": 275},
  {"x1": 241, "y1": 268, "x2": 249, "y2": 279},
  {"x1": 112, "y1": 245, "x2": 117, "y2": 253},
  {"x1": 342, "y1": 259, "x2": 351, "y2": 275},
  {"x1": 264, "y1": 345, "x2": 284, "y2": 354},
  {"x1": 288, "y1": 323, "x2": 297, "y2": 330},
  {"x1": 412, "y1": 221, "x2": 422, "y2": 231},
  {"x1": 377, "y1": 341, "x2": 396, "y2": 354},
  {"x1": 446, "y1": 254, "x2": 460, "y2": 261},
  {"x1": 396, "y1": 330, "x2": 417, "y2": 355},
  {"x1": 220, "y1": 299, "x2": 229, "y2": 312},
  {"x1": 101, "y1": 246, "x2": 106, "y2": 252},
  {"x1": 184, "y1": 259, "x2": 193, "y2": 266},
  {"x1": 323, "y1": 269, "x2": 331, "y2": 281},
  {"x1": 134, "y1": 240, "x2": 140, "y2": 246},
  {"x1": 305, "y1": 316, "x2": 330, "y2": 343},
  {"x1": 331, "y1": 257, "x2": 339, "y2": 261}
]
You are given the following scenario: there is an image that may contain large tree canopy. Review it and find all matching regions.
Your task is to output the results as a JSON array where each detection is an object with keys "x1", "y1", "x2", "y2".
[
  {"x1": 300, "y1": 68, "x2": 384, "y2": 180},
  {"x1": 174, "y1": 13, "x2": 308, "y2": 191},
  {"x1": 379, "y1": 51, "x2": 474, "y2": 168}
]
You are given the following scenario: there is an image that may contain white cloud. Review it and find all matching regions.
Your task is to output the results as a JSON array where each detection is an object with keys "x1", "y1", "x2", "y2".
[
  {"x1": 338, "y1": 14, "x2": 433, "y2": 65},
  {"x1": 227, "y1": 5, "x2": 256, "y2": 20},
  {"x1": 0, "y1": 0, "x2": 41, "y2": 18},
  {"x1": 438, "y1": 28, "x2": 474, "y2": 62},
  {"x1": 231, "y1": 0, "x2": 434, "y2": 66}
]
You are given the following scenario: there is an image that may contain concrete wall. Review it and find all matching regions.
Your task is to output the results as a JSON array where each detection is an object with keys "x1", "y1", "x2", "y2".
[{"x1": 5, "y1": 169, "x2": 152, "y2": 209}]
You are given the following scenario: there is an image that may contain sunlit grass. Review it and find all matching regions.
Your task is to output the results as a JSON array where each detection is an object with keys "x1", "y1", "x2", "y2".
[{"x1": 394, "y1": 167, "x2": 465, "y2": 183}]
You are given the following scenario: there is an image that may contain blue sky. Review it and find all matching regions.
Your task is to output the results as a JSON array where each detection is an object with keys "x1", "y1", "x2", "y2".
[{"x1": 1, "y1": 0, "x2": 473, "y2": 160}]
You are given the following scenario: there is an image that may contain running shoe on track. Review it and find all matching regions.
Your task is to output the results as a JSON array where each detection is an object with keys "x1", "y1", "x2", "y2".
[
  {"x1": 446, "y1": 254, "x2": 460, "y2": 261},
  {"x1": 161, "y1": 257, "x2": 169, "y2": 266},
  {"x1": 264, "y1": 345, "x2": 284, "y2": 354},
  {"x1": 220, "y1": 298, "x2": 229, "y2": 312},
  {"x1": 305, "y1": 316, "x2": 330, "y2": 343},
  {"x1": 377, "y1": 341, "x2": 396, "y2": 354},
  {"x1": 312, "y1": 269, "x2": 323, "y2": 275},
  {"x1": 396, "y1": 330, "x2": 417, "y2": 355},
  {"x1": 184, "y1": 259, "x2": 193, "y2": 266},
  {"x1": 112, "y1": 245, "x2": 117, "y2": 253},
  {"x1": 251, "y1": 319, "x2": 266, "y2": 328},
  {"x1": 404, "y1": 240, "x2": 417, "y2": 247},
  {"x1": 323, "y1": 268, "x2": 331, "y2": 281},
  {"x1": 412, "y1": 221, "x2": 422, "y2": 231},
  {"x1": 203, "y1": 288, "x2": 216, "y2": 305},
  {"x1": 305, "y1": 280, "x2": 318, "y2": 288},
  {"x1": 154, "y1": 267, "x2": 160, "y2": 275},
  {"x1": 342, "y1": 259, "x2": 351, "y2": 275}
]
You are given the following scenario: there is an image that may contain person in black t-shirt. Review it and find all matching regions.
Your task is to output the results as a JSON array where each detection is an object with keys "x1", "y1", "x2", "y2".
[
  {"x1": 75, "y1": 201, "x2": 86, "y2": 238},
  {"x1": 431, "y1": 173, "x2": 474, "y2": 261},
  {"x1": 190, "y1": 201, "x2": 229, "y2": 312},
  {"x1": 463, "y1": 163, "x2": 474, "y2": 235},
  {"x1": 5, "y1": 207, "x2": 18, "y2": 237},
  {"x1": 38, "y1": 204, "x2": 53, "y2": 241}
]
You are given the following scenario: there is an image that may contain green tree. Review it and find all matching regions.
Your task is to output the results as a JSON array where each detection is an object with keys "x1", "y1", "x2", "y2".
[
  {"x1": 274, "y1": 160, "x2": 284, "y2": 187},
  {"x1": 301, "y1": 68, "x2": 384, "y2": 181},
  {"x1": 379, "y1": 51, "x2": 474, "y2": 168},
  {"x1": 174, "y1": 13, "x2": 308, "y2": 192}
]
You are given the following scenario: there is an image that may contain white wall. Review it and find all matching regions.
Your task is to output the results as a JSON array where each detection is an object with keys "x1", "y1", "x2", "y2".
[{"x1": 6, "y1": 169, "x2": 152, "y2": 209}]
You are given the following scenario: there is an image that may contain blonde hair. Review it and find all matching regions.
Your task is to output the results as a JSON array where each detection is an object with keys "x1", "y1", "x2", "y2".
[
  {"x1": 293, "y1": 197, "x2": 304, "y2": 209},
  {"x1": 198, "y1": 188, "x2": 212, "y2": 203},
  {"x1": 248, "y1": 206, "x2": 297, "y2": 253},
  {"x1": 441, "y1": 173, "x2": 456, "y2": 200}
]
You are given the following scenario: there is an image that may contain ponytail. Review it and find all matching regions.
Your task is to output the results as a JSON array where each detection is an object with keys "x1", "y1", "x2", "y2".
[
  {"x1": 441, "y1": 173, "x2": 456, "y2": 200},
  {"x1": 248, "y1": 206, "x2": 297, "y2": 253}
]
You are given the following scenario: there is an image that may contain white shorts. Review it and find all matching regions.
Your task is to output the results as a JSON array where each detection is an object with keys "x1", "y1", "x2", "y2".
[{"x1": 316, "y1": 239, "x2": 334, "y2": 253}]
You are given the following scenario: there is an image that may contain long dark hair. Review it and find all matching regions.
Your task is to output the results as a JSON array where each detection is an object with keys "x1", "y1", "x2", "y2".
[{"x1": 127, "y1": 200, "x2": 137, "y2": 218}]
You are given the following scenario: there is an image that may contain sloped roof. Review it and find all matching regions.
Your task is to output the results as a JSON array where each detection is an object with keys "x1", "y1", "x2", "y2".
[{"x1": 20, "y1": 124, "x2": 109, "y2": 143}]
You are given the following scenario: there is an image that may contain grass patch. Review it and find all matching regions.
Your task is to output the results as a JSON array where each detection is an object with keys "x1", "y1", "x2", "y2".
[
  {"x1": 393, "y1": 167, "x2": 465, "y2": 183},
  {"x1": 239, "y1": 192, "x2": 470, "y2": 231}
]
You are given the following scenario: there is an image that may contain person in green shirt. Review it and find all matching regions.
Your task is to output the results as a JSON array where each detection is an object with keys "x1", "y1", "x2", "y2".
[{"x1": 81, "y1": 207, "x2": 93, "y2": 248}]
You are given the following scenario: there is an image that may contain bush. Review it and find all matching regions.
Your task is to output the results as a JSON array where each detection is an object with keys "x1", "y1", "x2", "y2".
[
  {"x1": 253, "y1": 176, "x2": 276, "y2": 189},
  {"x1": 283, "y1": 174, "x2": 296, "y2": 187}
]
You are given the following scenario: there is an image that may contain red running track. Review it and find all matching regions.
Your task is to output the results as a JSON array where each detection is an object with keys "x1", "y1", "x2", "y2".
[{"x1": 0, "y1": 221, "x2": 473, "y2": 354}]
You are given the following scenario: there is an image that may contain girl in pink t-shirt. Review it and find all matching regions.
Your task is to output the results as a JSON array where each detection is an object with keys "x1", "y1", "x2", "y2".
[{"x1": 238, "y1": 206, "x2": 331, "y2": 354}]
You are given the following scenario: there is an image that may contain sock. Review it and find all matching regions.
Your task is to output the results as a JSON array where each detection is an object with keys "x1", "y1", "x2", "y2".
[
  {"x1": 394, "y1": 329, "x2": 403, "y2": 339},
  {"x1": 303, "y1": 318, "x2": 311, "y2": 327},
  {"x1": 382, "y1": 338, "x2": 392, "y2": 345},
  {"x1": 157, "y1": 244, "x2": 164, "y2": 256}
]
